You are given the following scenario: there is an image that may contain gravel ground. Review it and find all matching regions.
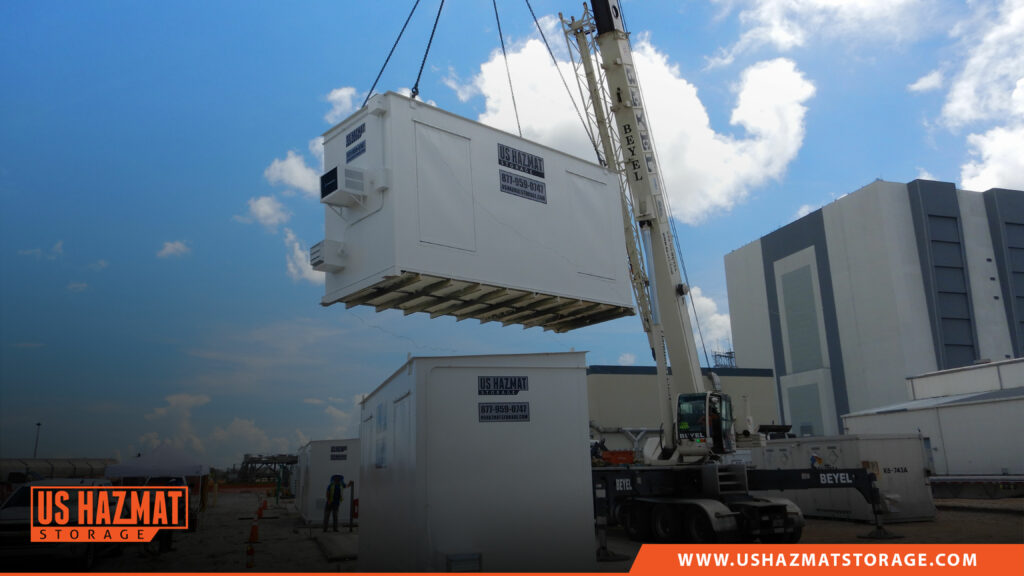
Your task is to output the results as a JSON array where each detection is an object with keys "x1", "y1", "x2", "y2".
[{"x1": 6, "y1": 492, "x2": 1017, "y2": 572}]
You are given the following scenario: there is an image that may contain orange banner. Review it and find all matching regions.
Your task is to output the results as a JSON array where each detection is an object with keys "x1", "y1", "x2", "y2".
[{"x1": 630, "y1": 544, "x2": 1024, "y2": 575}]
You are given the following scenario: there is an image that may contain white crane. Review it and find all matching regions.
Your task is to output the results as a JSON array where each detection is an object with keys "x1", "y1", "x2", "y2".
[{"x1": 561, "y1": 1, "x2": 733, "y2": 464}]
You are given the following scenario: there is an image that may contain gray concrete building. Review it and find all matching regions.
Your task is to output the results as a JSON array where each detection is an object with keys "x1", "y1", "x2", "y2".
[{"x1": 725, "y1": 179, "x2": 1024, "y2": 436}]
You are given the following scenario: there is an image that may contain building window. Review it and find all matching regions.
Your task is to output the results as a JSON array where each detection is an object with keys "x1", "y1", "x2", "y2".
[{"x1": 782, "y1": 265, "x2": 824, "y2": 373}]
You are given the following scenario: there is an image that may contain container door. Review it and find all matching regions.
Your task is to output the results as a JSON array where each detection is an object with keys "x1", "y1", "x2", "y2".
[{"x1": 415, "y1": 122, "x2": 476, "y2": 252}]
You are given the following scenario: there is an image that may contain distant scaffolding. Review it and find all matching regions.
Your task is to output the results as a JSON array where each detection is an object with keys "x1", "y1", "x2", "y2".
[
  {"x1": 711, "y1": 350, "x2": 737, "y2": 369},
  {"x1": 239, "y1": 454, "x2": 297, "y2": 483}
]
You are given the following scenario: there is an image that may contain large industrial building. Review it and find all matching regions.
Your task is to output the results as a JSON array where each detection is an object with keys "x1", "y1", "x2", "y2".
[{"x1": 725, "y1": 179, "x2": 1024, "y2": 438}]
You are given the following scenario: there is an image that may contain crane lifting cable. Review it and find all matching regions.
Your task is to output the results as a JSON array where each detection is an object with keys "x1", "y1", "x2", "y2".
[
  {"x1": 363, "y1": 0, "x2": 424, "y2": 107},
  {"x1": 493, "y1": 0, "x2": 523, "y2": 137},
  {"x1": 363, "y1": 0, "x2": 445, "y2": 104},
  {"x1": 410, "y1": 0, "x2": 446, "y2": 98}
]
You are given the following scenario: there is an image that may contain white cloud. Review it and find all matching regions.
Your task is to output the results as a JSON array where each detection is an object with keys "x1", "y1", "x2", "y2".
[
  {"x1": 961, "y1": 124, "x2": 1024, "y2": 191},
  {"x1": 939, "y1": 0, "x2": 1024, "y2": 191},
  {"x1": 18, "y1": 242, "x2": 63, "y2": 260},
  {"x1": 66, "y1": 282, "x2": 88, "y2": 292},
  {"x1": 908, "y1": 70, "x2": 944, "y2": 92},
  {"x1": 90, "y1": 259, "x2": 109, "y2": 271},
  {"x1": 450, "y1": 35, "x2": 814, "y2": 223},
  {"x1": 324, "y1": 404, "x2": 359, "y2": 437},
  {"x1": 296, "y1": 428, "x2": 309, "y2": 447},
  {"x1": 942, "y1": 1, "x2": 1024, "y2": 128},
  {"x1": 325, "y1": 86, "x2": 360, "y2": 124},
  {"x1": 917, "y1": 167, "x2": 937, "y2": 180},
  {"x1": 141, "y1": 393, "x2": 211, "y2": 455},
  {"x1": 157, "y1": 240, "x2": 190, "y2": 258},
  {"x1": 264, "y1": 151, "x2": 319, "y2": 198},
  {"x1": 618, "y1": 353, "x2": 637, "y2": 366},
  {"x1": 303, "y1": 398, "x2": 325, "y2": 405},
  {"x1": 236, "y1": 195, "x2": 290, "y2": 230},
  {"x1": 284, "y1": 228, "x2": 324, "y2": 285},
  {"x1": 145, "y1": 393, "x2": 210, "y2": 420},
  {"x1": 794, "y1": 204, "x2": 816, "y2": 219},
  {"x1": 443, "y1": 66, "x2": 480, "y2": 102},
  {"x1": 209, "y1": 418, "x2": 291, "y2": 465},
  {"x1": 708, "y1": 0, "x2": 930, "y2": 67},
  {"x1": 308, "y1": 137, "x2": 324, "y2": 172},
  {"x1": 689, "y1": 286, "x2": 732, "y2": 347}
]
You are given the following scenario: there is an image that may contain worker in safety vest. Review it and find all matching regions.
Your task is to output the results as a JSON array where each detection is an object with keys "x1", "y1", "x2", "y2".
[{"x1": 323, "y1": 474, "x2": 350, "y2": 532}]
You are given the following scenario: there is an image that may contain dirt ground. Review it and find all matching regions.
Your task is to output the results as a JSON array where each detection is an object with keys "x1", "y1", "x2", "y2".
[{"x1": 6, "y1": 491, "x2": 1021, "y2": 573}]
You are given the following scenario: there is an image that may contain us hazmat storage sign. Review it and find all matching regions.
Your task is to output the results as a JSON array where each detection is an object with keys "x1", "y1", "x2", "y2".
[
  {"x1": 497, "y1": 143, "x2": 547, "y2": 204},
  {"x1": 478, "y1": 376, "x2": 530, "y2": 422}
]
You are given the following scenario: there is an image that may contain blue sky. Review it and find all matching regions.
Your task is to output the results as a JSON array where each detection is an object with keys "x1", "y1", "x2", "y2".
[{"x1": 2, "y1": 0, "x2": 1022, "y2": 468}]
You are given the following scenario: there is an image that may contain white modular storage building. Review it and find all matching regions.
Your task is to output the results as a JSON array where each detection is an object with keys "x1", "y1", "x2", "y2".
[
  {"x1": 843, "y1": 388, "x2": 1024, "y2": 477},
  {"x1": 751, "y1": 434, "x2": 936, "y2": 522},
  {"x1": 293, "y1": 439, "x2": 360, "y2": 526},
  {"x1": 843, "y1": 358, "x2": 1024, "y2": 479},
  {"x1": 358, "y1": 352, "x2": 596, "y2": 572},
  {"x1": 312, "y1": 92, "x2": 633, "y2": 333}
]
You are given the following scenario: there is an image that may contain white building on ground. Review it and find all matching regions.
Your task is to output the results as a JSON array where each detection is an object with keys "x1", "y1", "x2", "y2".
[{"x1": 726, "y1": 179, "x2": 1024, "y2": 439}]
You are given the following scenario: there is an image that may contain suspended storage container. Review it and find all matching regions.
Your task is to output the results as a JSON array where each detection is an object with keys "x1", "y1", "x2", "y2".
[{"x1": 313, "y1": 92, "x2": 633, "y2": 332}]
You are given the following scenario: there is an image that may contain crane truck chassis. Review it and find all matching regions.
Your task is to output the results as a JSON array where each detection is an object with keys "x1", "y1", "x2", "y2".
[{"x1": 592, "y1": 462, "x2": 884, "y2": 543}]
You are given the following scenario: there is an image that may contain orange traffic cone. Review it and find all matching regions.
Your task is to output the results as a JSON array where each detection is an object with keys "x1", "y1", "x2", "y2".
[
  {"x1": 245, "y1": 542, "x2": 255, "y2": 569},
  {"x1": 248, "y1": 520, "x2": 259, "y2": 543},
  {"x1": 261, "y1": 499, "x2": 268, "y2": 511},
  {"x1": 257, "y1": 506, "x2": 263, "y2": 519}
]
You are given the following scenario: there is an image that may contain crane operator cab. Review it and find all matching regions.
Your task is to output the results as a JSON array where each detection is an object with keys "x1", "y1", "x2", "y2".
[{"x1": 677, "y1": 392, "x2": 735, "y2": 457}]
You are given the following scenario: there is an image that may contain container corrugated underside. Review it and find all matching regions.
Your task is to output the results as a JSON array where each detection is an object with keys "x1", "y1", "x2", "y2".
[{"x1": 327, "y1": 271, "x2": 634, "y2": 333}]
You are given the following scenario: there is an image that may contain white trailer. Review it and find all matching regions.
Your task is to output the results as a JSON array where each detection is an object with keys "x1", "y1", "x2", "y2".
[
  {"x1": 358, "y1": 352, "x2": 596, "y2": 572},
  {"x1": 312, "y1": 91, "x2": 633, "y2": 333},
  {"x1": 293, "y1": 439, "x2": 360, "y2": 526}
]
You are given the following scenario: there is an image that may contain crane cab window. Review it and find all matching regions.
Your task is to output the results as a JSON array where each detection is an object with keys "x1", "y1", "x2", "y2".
[{"x1": 677, "y1": 394, "x2": 707, "y2": 437}]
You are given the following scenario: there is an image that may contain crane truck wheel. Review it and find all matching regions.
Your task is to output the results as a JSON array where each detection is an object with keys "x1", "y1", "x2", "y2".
[
  {"x1": 622, "y1": 502, "x2": 653, "y2": 542},
  {"x1": 651, "y1": 504, "x2": 684, "y2": 543},
  {"x1": 683, "y1": 508, "x2": 717, "y2": 543}
]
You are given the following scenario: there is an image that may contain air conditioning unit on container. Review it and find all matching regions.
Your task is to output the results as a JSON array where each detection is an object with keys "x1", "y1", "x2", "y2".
[
  {"x1": 310, "y1": 239, "x2": 345, "y2": 272},
  {"x1": 320, "y1": 166, "x2": 389, "y2": 208}
]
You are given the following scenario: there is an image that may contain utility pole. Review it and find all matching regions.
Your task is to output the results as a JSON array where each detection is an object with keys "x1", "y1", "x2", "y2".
[{"x1": 33, "y1": 422, "x2": 41, "y2": 458}]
